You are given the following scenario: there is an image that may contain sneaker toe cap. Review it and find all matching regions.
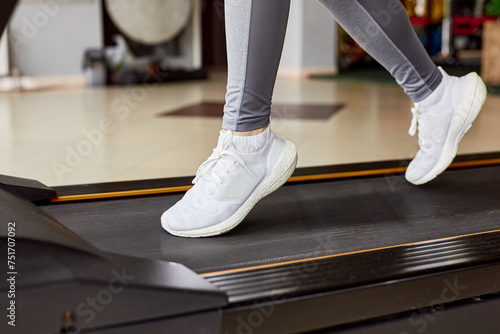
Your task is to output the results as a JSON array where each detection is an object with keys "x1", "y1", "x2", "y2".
[
  {"x1": 161, "y1": 203, "x2": 221, "y2": 233},
  {"x1": 161, "y1": 209, "x2": 186, "y2": 232},
  {"x1": 405, "y1": 163, "x2": 430, "y2": 185}
]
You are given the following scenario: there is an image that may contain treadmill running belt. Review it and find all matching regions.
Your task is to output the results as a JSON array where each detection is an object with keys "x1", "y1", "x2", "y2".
[{"x1": 41, "y1": 165, "x2": 500, "y2": 274}]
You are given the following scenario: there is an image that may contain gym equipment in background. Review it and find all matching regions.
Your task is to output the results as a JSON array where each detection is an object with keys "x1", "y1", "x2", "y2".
[{"x1": 99, "y1": 0, "x2": 206, "y2": 85}]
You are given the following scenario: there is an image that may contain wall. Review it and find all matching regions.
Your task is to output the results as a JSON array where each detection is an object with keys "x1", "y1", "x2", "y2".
[
  {"x1": 8, "y1": 0, "x2": 103, "y2": 76},
  {"x1": 280, "y1": 0, "x2": 338, "y2": 77}
]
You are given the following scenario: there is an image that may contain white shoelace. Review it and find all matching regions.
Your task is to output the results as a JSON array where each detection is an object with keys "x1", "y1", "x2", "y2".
[
  {"x1": 192, "y1": 132, "x2": 256, "y2": 192},
  {"x1": 409, "y1": 106, "x2": 433, "y2": 149}
]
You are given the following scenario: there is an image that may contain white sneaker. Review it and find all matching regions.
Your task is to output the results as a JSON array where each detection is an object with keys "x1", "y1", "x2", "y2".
[
  {"x1": 161, "y1": 128, "x2": 297, "y2": 237},
  {"x1": 405, "y1": 68, "x2": 487, "y2": 185}
]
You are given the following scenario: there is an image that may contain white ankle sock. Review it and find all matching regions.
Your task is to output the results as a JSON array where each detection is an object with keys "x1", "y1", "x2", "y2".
[
  {"x1": 417, "y1": 70, "x2": 447, "y2": 110},
  {"x1": 232, "y1": 127, "x2": 269, "y2": 154}
]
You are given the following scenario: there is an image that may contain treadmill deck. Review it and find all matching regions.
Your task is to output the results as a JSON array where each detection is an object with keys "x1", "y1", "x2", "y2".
[{"x1": 40, "y1": 163, "x2": 500, "y2": 274}]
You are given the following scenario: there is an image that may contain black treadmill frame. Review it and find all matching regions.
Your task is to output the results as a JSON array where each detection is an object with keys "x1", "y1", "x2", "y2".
[
  {"x1": 37, "y1": 152, "x2": 500, "y2": 333},
  {"x1": 211, "y1": 232, "x2": 500, "y2": 333}
]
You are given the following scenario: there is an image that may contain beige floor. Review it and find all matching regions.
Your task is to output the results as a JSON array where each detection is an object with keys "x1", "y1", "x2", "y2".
[{"x1": 1, "y1": 71, "x2": 499, "y2": 187}]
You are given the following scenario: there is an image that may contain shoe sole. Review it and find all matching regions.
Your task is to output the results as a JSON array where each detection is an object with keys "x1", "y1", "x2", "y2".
[
  {"x1": 164, "y1": 139, "x2": 298, "y2": 237},
  {"x1": 410, "y1": 73, "x2": 487, "y2": 185}
]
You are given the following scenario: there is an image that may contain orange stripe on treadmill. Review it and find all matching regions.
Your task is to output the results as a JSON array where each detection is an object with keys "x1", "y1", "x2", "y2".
[
  {"x1": 51, "y1": 158, "x2": 500, "y2": 203},
  {"x1": 51, "y1": 185, "x2": 193, "y2": 203},
  {"x1": 199, "y1": 228, "x2": 500, "y2": 277},
  {"x1": 287, "y1": 167, "x2": 406, "y2": 182},
  {"x1": 448, "y1": 158, "x2": 500, "y2": 168},
  {"x1": 288, "y1": 158, "x2": 500, "y2": 183}
]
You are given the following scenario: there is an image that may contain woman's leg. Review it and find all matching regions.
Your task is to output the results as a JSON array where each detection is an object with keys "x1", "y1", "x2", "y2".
[
  {"x1": 162, "y1": 0, "x2": 487, "y2": 237},
  {"x1": 162, "y1": 0, "x2": 297, "y2": 237},
  {"x1": 318, "y1": 0, "x2": 442, "y2": 102},
  {"x1": 319, "y1": 0, "x2": 486, "y2": 184},
  {"x1": 223, "y1": 0, "x2": 291, "y2": 131}
]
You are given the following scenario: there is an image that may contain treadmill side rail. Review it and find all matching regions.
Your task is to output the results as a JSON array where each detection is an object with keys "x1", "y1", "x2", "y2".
[
  {"x1": 0, "y1": 174, "x2": 57, "y2": 202},
  {"x1": 0, "y1": 187, "x2": 228, "y2": 334}
]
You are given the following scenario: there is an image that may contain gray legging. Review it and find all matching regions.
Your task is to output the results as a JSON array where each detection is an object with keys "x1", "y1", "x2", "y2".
[{"x1": 222, "y1": 0, "x2": 443, "y2": 132}]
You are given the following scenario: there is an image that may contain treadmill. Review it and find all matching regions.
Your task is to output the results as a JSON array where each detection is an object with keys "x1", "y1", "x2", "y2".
[
  {"x1": 1, "y1": 152, "x2": 500, "y2": 334},
  {"x1": 2, "y1": 2, "x2": 500, "y2": 333}
]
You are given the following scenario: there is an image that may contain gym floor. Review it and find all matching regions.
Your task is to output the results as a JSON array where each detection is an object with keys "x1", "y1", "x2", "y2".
[{"x1": 1, "y1": 70, "x2": 499, "y2": 187}]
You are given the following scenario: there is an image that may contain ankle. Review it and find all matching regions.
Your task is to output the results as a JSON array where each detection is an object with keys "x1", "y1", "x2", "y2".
[
  {"x1": 231, "y1": 127, "x2": 270, "y2": 154},
  {"x1": 416, "y1": 68, "x2": 448, "y2": 110},
  {"x1": 230, "y1": 126, "x2": 268, "y2": 137}
]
